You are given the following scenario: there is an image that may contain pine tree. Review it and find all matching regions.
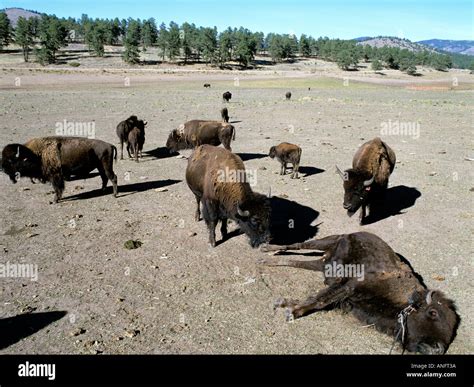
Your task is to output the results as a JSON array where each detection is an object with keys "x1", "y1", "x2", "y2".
[
  {"x1": 371, "y1": 59, "x2": 383, "y2": 72},
  {"x1": 15, "y1": 17, "x2": 34, "y2": 61},
  {"x1": 299, "y1": 34, "x2": 311, "y2": 57},
  {"x1": 0, "y1": 11, "x2": 12, "y2": 50},
  {"x1": 122, "y1": 19, "x2": 141, "y2": 64},
  {"x1": 167, "y1": 21, "x2": 181, "y2": 61}
]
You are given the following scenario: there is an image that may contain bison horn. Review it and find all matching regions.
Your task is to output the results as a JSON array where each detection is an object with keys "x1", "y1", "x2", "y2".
[
  {"x1": 335, "y1": 165, "x2": 345, "y2": 179},
  {"x1": 363, "y1": 175, "x2": 375, "y2": 187},
  {"x1": 426, "y1": 290, "x2": 435, "y2": 305},
  {"x1": 143, "y1": 121, "x2": 148, "y2": 126},
  {"x1": 237, "y1": 205, "x2": 250, "y2": 218}
]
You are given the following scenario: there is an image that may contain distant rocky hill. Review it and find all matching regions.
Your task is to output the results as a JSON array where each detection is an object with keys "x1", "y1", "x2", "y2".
[
  {"x1": 355, "y1": 36, "x2": 434, "y2": 52},
  {"x1": 417, "y1": 39, "x2": 474, "y2": 56},
  {"x1": 2, "y1": 7, "x2": 41, "y2": 27}
]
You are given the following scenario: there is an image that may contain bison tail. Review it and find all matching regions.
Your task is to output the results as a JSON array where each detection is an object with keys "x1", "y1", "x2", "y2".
[{"x1": 112, "y1": 145, "x2": 118, "y2": 162}]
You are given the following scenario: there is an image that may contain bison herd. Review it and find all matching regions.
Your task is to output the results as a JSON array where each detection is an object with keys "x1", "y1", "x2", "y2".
[{"x1": 0, "y1": 89, "x2": 460, "y2": 355}]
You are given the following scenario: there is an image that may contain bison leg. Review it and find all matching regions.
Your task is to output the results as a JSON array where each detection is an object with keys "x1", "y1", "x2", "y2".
[
  {"x1": 291, "y1": 163, "x2": 300, "y2": 179},
  {"x1": 51, "y1": 175, "x2": 65, "y2": 203},
  {"x1": 202, "y1": 199, "x2": 219, "y2": 247},
  {"x1": 279, "y1": 285, "x2": 352, "y2": 321},
  {"x1": 261, "y1": 234, "x2": 340, "y2": 253},
  {"x1": 258, "y1": 256, "x2": 325, "y2": 272},
  {"x1": 220, "y1": 218, "x2": 228, "y2": 240},
  {"x1": 359, "y1": 205, "x2": 367, "y2": 225},
  {"x1": 120, "y1": 140, "x2": 124, "y2": 160},
  {"x1": 126, "y1": 143, "x2": 132, "y2": 158},
  {"x1": 99, "y1": 159, "x2": 118, "y2": 197},
  {"x1": 193, "y1": 194, "x2": 201, "y2": 221},
  {"x1": 280, "y1": 162, "x2": 285, "y2": 175}
]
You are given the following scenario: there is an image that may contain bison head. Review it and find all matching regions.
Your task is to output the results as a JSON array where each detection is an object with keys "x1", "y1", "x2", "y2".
[
  {"x1": 336, "y1": 166, "x2": 374, "y2": 216},
  {"x1": 404, "y1": 289, "x2": 459, "y2": 354},
  {"x1": 268, "y1": 146, "x2": 277, "y2": 159},
  {"x1": 235, "y1": 193, "x2": 271, "y2": 248},
  {"x1": 126, "y1": 115, "x2": 138, "y2": 126},
  {"x1": 1, "y1": 144, "x2": 42, "y2": 183},
  {"x1": 165, "y1": 129, "x2": 184, "y2": 153}
]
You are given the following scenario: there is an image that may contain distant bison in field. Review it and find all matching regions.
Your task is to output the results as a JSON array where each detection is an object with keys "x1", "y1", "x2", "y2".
[
  {"x1": 269, "y1": 143, "x2": 302, "y2": 179},
  {"x1": 260, "y1": 231, "x2": 460, "y2": 354},
  {"x1": 127, "y1": 119, "x2": 147, "y2": 162},
  {"x1": 285, "y1": 91, "x2": 292, "y2": 100},
  {"x1": 186, "y1": 145, "x2": 271, "y2": 248},
  {"x1": 336, "y1": 137, "x2": 396, "y2": 224},
  {"x1": 204, "y1": 83, "x2": 211, "y2": 88},
  {"x1": 1, "y1": 137, "x2": 118, "y2": 202},
  {"x1": 221, "y1": 107, "x2": 229, "y2": 123},
  {"x1": 223, "y1": 91, "x2": 232, "y2": 102},
  {"x1": 166, "y1": 120, "x2": 236, "y2": 153}
]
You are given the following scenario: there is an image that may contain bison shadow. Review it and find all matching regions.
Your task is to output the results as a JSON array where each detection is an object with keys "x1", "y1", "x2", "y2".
[
  {"x1": 237, "y1": 152, "x2": 268, "y2": 161},
  {"x1": 270, "y1": 196, "x2": 320, "y2": 245},
  {"x1": 63, "y1": 179, "x2": 181, "y2": 201},
  {"x1": 143, "y1": 147, "x2": 177, "y2": 160},
  {"x1": 0, "y1": 311, "x2": 67, "y2": 350},
  {"x1": 298, "y1": 166, "x2": 325, "y2": 177},
  {"x1": 363, "y1": 185, "x2": 421, "y2": 225}
]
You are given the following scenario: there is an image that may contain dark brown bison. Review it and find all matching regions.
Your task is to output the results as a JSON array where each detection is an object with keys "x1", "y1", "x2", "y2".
[
  {"x1": 127, "y1": 119, "x2": 147, "y2": 162},
  {"x1": 223, "y1": 91, "x2": 232, "y2": 102},
  {"x1": 285, "y1": 91, "x2": 292, "y2": 100},
  {"x1": 204, "y1": 83, "x2": 211, "y2": 88},
  {"x1": 260, "y1": 232, "x2": 459, "y2": 354},
  {"x1": 166, "y1": 120, "x2": 236, "y2": 153},
  {"x1": 336, "y1": 137, "x2": 396, "y2": 224},
  {"x1": 116, "y1": 115, "x2": 139, "y2": 159},
  {"x1": 1, "y1": 137, "x2": 118, "y2": 203},
  {"x1": 186, "y1": 145, "x2": 271, "y2": 248},
  {"x1": 269, "y1": 143, "x2": 302, "y2": 179},
  {"x1": 221, "y1": 107, "x2": 229, "y2": 123}
]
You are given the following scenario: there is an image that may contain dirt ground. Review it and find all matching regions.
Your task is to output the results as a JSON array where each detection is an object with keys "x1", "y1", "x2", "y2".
[{"x1": 0, "y1": 64, "x2": 472, "y2": 354}]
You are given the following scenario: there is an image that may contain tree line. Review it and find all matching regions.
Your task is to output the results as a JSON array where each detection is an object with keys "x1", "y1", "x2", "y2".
[{"x1": 0, "y1": 11, "x2": 472, "y2": 73}]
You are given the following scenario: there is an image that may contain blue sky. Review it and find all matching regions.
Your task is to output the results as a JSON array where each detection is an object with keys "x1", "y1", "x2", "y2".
[{"x1": 2, "y1": 0, "x2": 472, "y2": 41}]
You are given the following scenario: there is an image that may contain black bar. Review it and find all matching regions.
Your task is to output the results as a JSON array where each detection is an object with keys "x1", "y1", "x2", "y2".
[{"x1": 0, "y1": 355, "x2": 472, "y2": 386}]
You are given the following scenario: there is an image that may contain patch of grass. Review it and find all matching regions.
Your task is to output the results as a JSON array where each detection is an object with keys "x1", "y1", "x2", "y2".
[{"x1": 69, "y1": 62, "x2": 81, "y2": 67}]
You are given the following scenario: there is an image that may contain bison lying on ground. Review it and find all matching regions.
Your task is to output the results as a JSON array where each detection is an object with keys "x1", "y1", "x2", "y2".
[
  {"x1": 127, "y1": 119, "x2": 147, "y2": 162},
  {"x1": 260, "y1": 232, "x2": 459, "y2": 354},
  {"x1": 269, "y1": 142, "x2": 302, "y2": 179},
  {"x1": 221, "y1": 107, "x2": 229, "y2": 123},
  {"x1": 223, "y1": 91, "x2": 232, "y2": 102},
  {"x1": 116, "y1": 115, "x2": 139, "y2": 159},
  {"x1": 286, "y1": 91, "x2": 292, "y2": 100},
  {"x1": 336, "y1": 137, "x2": 396, "y2": 224},
  {"x1": 186, "y1": 145, "x2": 271, "y2": 248},
  {"x1": 166, "y1": 120, "x2": 236, "y2": 153},
  {"x1": 1, "y1": 137, "x2": 118, "y2": 203}
]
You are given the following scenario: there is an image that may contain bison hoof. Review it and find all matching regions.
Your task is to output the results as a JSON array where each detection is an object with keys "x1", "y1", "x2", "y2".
[
  {"x1": 285, "y1": 308, "x2": 296, "y2": 322},
  {"x1": 273, "y1": 297, "x2": 288, "y2": 310}
]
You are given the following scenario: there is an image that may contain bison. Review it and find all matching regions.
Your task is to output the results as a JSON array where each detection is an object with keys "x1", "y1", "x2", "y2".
[
  {"x1": 269, "y1": 143, "x2": 302, "y2": 179},
  {"x1": 186, "y1": 145, "x2": 271, "y2": 248},
  {"x1": 223, "y1": 91, "x2": 232, "y2": 102},
  {"x1": 260, "y1": 232, "x2": 459, "y2": 354},
  {"x1": 336, "y1": 137, "x2": 396, "y2": 224},
  {"x1": 116, "y1": 115, "x2": 139, "y2": 160},
  {"x1": 285, "y1": 91, "x2": 292, "y2": 100},
  {"x1": 127, "y1": 119, "x2": 147, "y2": 162},
  {"x1": 221, "y1": 107, "x2": 229, "y2": 123},
  {"x1": 1, "y1": 137, "x2": 118, "y2": 203},
  {"x1": 166, "y1": 120, "x2": 236, "y2": 153}
]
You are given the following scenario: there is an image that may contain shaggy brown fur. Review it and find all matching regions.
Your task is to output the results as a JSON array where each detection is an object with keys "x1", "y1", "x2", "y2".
[
  {"x1": 269, "y1": 142, "x2": 302, "y2": 179},
  {"x1": 186, "y1": 145, "x2": 270, "y2": 248},
  {"x1": 260, "y1": 232, "x2": 459, "y2": 354}
]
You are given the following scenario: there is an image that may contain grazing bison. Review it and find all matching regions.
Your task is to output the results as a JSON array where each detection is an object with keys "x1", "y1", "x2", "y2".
[
  {"x1": 166, "y1": 120, "x2": 236, "y2": 153},
  {"x1": 127, "y1": 119, "x2": 147, "y2": 162},
  {"x1": 223, "y1": 91, "x2": 232, "y2": 102},
  {"x1": 260, "y1": 232, "x2": 459, "y2": 354},
  {"x1": 221, "y1": 107, "x2": 229, "y2": 123},
  {"x1": 186, "y1": 145, "x2": 271, "y2": 248},
  {"x1": 269, "y1": 143, "x2": 302, "y2": 179},
  {"x1": 116, "y1": 115, "x2": 139, "y2": 159},
  {"x1": 285, "y1": 91, "x2": 292, "y2": 100},
  {"x1": 1, "y1": 137, "x2": 118, "y2": 203},
  {"x1": 204, "y1": 83, "x2": 211, "y2": 88},
  {"x1": 336, "y1": 137, "x2": 396, "y2": 224}
]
